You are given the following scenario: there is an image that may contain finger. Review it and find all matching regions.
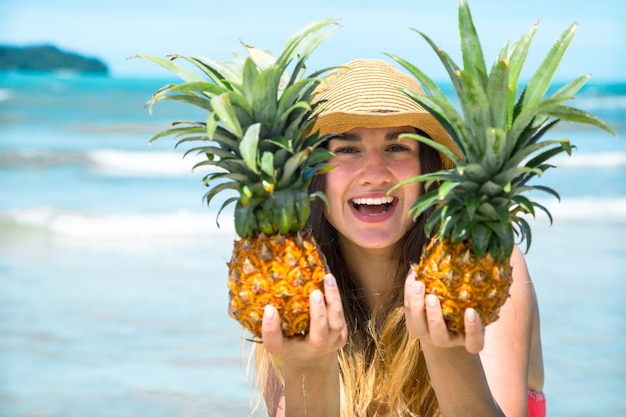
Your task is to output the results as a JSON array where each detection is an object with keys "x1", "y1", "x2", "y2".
[
  {"x1": 463, "y1": 308, "x2": 485, "y2": 354},
  {"x1": 425, "y1": 294, "x2": 451, "y2": 346},
  {"x1": 404, "y1": 271, "x2": 428, "y2": 337},
  {"x1": 322, "y1": 274, "x2": 346, "y2": 333},
  {"x1": 307, "y1": 288, "x2": 329, "y2": 348},
  {"x1": 261, "y1": 305, "x2": 284, "y2": 353},
  {"x1": 403, "y1": 268, "x2": 417, "y2": 309}
]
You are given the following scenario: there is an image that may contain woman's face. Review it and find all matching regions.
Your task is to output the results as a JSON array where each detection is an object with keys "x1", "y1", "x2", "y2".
[{"x1": 324, "y1": 126, "x2": 422, "y2": 252}]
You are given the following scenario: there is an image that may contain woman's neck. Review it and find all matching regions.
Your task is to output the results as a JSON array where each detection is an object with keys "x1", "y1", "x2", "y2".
[{"x1": 338, "y1": 237, "x2": 401, "y2": 309}]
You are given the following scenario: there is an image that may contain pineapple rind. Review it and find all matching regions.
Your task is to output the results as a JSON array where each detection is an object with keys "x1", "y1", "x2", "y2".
[
  {"x1": 228, "y1": 231, "x2": 328, "y2": 339},
  {"x1": 415, "y1": 238, "x2": 512, "y2": 333}
]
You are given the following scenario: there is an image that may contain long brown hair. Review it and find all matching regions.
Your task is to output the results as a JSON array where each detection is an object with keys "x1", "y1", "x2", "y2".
[{"x1": 254, "y1": 135, "x2": 444, "y2": 416}]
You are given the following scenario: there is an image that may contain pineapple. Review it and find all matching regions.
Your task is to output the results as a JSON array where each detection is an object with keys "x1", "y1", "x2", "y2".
[
  {"x1": 136, "y1": 19, "x2": 338, "y2": 339},
  {"x1": 387, "y1": 0, "x2": 616, "y2": 333}
]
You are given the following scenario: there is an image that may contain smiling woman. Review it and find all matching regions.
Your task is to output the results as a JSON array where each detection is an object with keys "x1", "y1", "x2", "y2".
[
  {"x1": 251, "y1": 0, "x2": 619, "y2": 411},
  {"x1": 247, "y1": 56, "x2": 543, "y2": 417}
]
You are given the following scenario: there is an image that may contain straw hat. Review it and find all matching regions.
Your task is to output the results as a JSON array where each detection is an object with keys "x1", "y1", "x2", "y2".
[{"x1": 311, "y1": 59, "x2": 457, "y2": 169}]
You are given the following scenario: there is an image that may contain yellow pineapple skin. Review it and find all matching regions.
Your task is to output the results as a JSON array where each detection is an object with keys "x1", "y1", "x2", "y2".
[
  {"x1": 227, "y1": 231, "x2": 328, "y2": 339},
  {"x1": 414, "y1": 238, "x2": 513, "y2": 333}
]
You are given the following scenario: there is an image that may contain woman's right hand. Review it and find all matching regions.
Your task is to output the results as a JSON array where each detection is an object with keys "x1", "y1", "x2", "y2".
[
  {"x1": 261, "y1": 273, "x2": 348, "y2": 364},
  {"x1": 404, "y1": 268, "x2": 486, "y2": 354},
  {"x1": 261, "y1": 274, "x2": 346, "y2": 417}
]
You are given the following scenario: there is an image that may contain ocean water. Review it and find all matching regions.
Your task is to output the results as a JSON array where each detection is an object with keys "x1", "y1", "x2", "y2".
[{"x1": 1, "y1": 70, "x2": 625, "y2": 416}]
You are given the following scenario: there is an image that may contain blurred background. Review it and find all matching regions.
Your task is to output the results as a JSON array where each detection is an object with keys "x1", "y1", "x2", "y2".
[{"x1": 1, "y1": 1, "x2": 625, "y2": 416}]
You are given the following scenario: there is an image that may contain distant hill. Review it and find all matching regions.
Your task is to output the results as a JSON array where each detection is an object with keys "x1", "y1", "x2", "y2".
[{"x1": 0, "y1": 44, "x2": 108, "y2": 74}]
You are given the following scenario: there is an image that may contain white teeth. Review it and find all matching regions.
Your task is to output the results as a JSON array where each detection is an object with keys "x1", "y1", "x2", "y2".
[{"x1": 352, "y1": 196, "x2": 394, "y2": 206}]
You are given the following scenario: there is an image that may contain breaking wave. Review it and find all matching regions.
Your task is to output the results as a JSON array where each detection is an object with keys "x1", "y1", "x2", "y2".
[
  {"x1": 2, "y1": 149, "x2": 625, "y2": 177},
  {"x1": 552, "y1": 152, "x2": 626, "y2": 169},
  {"x1": 0, "y1": 207, "x2": 235, "y2": 241},
  {"x1": 2, "y1": 197, "x2": 625, "y2": 244},
  {"x1": 0, "y1": 149, "x2": 211, "y2": 177}
]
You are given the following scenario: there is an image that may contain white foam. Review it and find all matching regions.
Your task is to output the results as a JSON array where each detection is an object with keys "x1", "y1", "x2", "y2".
[
  {"x1": 0, "y1": 88, "x2": 12, "y2": 102},
  {"x1": 525, "y1": 197, "x2": 626, "y2": 222},
  {"x1": 5, "y1": 195, "x2": 626, "y2": 243},
  {"x1": 0, "y1": 149, "x2": 216, "y2": 176},
  {"x1": 552, "y1": 152, "x2": 626, "y2": 169},
  {"x1": 578, "y1": 94, "x2": 626, "y2": 111},
  {"x1": 88, "y1": 150, "x2": 214, "y2": 176},
  {"x1": 5, "y1": 207, "x2": 235, "y2": 241}
]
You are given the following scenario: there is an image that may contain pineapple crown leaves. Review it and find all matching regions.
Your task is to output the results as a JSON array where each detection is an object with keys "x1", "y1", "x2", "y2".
[
  {"x1": 387, "y1": 0, "x2": 616, "y2": 260},
  {"x1": 136, "y1": 19, "x2": 339, "y2": 238}
]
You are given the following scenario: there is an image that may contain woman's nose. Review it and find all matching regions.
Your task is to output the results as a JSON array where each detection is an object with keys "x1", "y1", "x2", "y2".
[{"x1": 358, "y1": 151, "x2": 391, "y2": 185}]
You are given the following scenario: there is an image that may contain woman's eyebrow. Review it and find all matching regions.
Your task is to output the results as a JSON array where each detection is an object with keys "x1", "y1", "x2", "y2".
[
  {"x1": 385, "y1": 131, "x2": 404, "y2": 141},
  {"x1": 331, "y1": 133, "x2": 359, "y2": 142},
  {"x1": 330, "y1": 130, "x2": 412, "y2": 142}
]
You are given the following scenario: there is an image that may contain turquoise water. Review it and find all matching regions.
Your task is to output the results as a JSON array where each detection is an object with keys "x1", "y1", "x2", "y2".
[{"x1": 1, "y1": 71, "x2": 625, "y2": 416}]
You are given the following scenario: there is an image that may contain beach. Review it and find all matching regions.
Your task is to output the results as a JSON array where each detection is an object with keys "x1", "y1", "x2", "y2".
[{"x1": 1, "y1": 71, "x2": 625, "y2": 416}]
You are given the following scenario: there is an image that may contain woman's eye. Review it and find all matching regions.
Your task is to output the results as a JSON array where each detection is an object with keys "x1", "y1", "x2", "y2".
[
  {"x1": 388, "y1": 144, "x2": 410, "y2": 152},
  {"x1": 333, "y1": 146, "x2": 358, "y2": 154}
]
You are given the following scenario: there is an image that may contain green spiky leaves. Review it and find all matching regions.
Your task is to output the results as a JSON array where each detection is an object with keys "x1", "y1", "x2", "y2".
[
  {"x1": 388, "y1": 0, "x2": 616, "y2": 260},
  {"x1": 136, "y1": 19, "x2": 339, "y2": 238}
]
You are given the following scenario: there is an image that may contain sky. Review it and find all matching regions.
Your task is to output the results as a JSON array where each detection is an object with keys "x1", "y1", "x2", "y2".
[{"x1": 1, "y1": 0, "x2": 625, "y2": 82}]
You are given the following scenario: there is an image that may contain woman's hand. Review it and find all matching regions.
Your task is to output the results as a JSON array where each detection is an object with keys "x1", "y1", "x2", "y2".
[
  {"x1": 262, "y1": 273, "x2": 348, "y2": 363},
  {"x1": 260, "y1": 273, "x2": 346, "y2": 417},
  {"x1": 404, "y1": 269, "x2": 485, "y2": 354}
]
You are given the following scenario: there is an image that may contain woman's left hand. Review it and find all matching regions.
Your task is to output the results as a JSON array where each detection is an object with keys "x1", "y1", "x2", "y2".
[{"x1": 403, "y1": 269, "x2": 485, "y2": 354}]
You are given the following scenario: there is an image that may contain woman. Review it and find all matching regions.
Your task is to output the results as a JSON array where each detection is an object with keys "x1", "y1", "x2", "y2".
[{"x1": 252, "y1": 59, "x2": 545, "y2": 417}]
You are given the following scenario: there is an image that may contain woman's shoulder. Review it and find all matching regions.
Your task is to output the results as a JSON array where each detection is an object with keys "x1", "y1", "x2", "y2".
[{"x1": 510, "y1": 245, "x2": 530, "y2": 277}]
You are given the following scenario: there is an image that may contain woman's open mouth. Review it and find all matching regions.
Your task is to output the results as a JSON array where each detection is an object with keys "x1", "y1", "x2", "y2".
[{"x1": 351, "y1": 196, "x2": 395, "y2": 216}]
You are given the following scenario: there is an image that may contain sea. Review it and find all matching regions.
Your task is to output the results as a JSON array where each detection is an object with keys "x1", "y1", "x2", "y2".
[{"x1": 0, "y1": 70, "x2": 625, "y2": 417}]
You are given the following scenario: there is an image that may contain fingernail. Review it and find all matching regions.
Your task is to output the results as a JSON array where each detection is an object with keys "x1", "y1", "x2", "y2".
[
  {"x1": 311, "y1": 290, "x2": 324, "y2": 304},
  {"x1": 264, "y1": 304, "x2": 275, "y2": 320},
  {"x1": 324, "y1": 274, "x2": 336, "y2": 287},
  {"x1": 426, "y1": 294, "x2": 438, "y2": 309},
  {"x1": 466, "y1": 308, "x2": 477, "y2": 323},
  {"x1": 413, "y1": 280, "x2": 424, "y2": 295}
]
